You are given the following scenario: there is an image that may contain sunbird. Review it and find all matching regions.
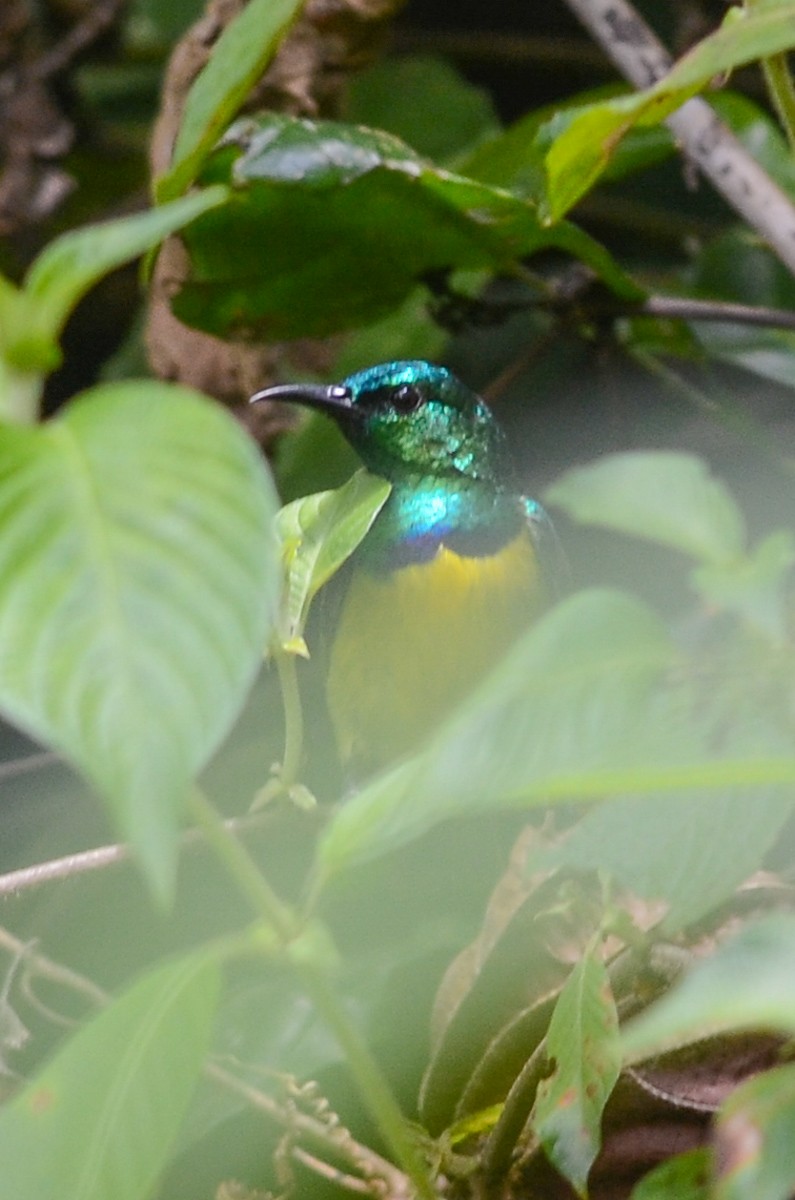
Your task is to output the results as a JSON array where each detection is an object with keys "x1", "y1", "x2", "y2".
[{"x1": 252, "y1": 360, "x2": 556, "y2": 780}]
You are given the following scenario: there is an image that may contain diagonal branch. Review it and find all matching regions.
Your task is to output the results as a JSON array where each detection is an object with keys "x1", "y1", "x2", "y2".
[{"x1": 562, "y1": 0, "x2": 795, "y2": 277}]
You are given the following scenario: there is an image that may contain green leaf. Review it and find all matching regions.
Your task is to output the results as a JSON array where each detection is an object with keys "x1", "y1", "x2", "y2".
[
  {"x1": 275, "y1": 470, "x2": 390, "y2": 652},
  {"x1": 542, "y1": 0, "x2": 795, "y2": 219},
  {"x1": 532, "y1": 940, "x2": 621, "y2": 1197},
  {"x1": 623, "y1": 913, "x2": 795, "y2": 1062},
  {"x1": 0, "y1": 953, "x2": 221, "y2": 1200},
  {"x1": 714, "y1": 1064, "x2": 795, "y2": 1200},
  {"x1": 552, "y1": 787, "x2": 795, "y2": 933},
  {"x1": 346, "y1": 54, "x2": 499, "y2": 164},
  {"x1": 317, "y1": 589, "x2": 677, "y2": 877},
  {"x1": 0, "y1": 380, "x2": 279, "y2": 897},
  {"x1": 546, "y1": 452, "x2": 747, "y2": 566},
  {"x1": 631, "y1": 1149, "x2": 711, "y2": 1200},
  {"x1": 173, "y1": 114, "x2": 640, "y2": 340},
  {"x1": 157, "y1": 0, "x2": 305, "y2": 200},
  {"x1": 693, "y1": 531, "x2": 795, "y2": 639},
  {"x1": 20, "y1": 188, "x2": 228, "y2": 347}
]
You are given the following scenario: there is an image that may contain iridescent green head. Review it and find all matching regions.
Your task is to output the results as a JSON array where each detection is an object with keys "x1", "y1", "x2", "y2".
[{"x1": 251, "y1": 360, "x2": 510, "y2": 486}]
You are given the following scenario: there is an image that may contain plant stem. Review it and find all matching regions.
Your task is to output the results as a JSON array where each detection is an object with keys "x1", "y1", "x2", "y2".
[
  {"x1": 188, "y1": 787, "x2": 299, "y2": 941},
  {"x1": 762, "y1": 53, "x2": 795, "y2": 154},
  {"x1": 188, "y1": 787, "x2": 437, "y2": 1200},
  {"x1": 303, "y1": 970, "x2": 436, "y2": 1200},
  {"x1": 275, "y1": 649, "x2": 304, "y2": 789}
]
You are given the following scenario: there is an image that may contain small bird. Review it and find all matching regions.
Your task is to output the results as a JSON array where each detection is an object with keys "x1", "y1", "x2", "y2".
[{"x1": 252, "y1": 361, "x2": 555, "y2": 780}]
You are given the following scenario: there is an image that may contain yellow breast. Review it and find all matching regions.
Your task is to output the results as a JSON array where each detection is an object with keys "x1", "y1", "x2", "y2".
[{"x1": 326, "y1": 529, "x2": 541, "y2": 775}]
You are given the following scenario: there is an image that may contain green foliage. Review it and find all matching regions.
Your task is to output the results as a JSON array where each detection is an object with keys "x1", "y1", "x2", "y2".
[
  {"x1": 531, "y1": 938, "x2": 621, "y2": 1195},
  {"x1": 173, "y1": 114, "x2": 639, "y2": 339},
  {"x1": 0, "y1": 953, "x2": 220, "y2": 1200},
  {"x1": 542, "y1": 0, "x2": 795, "y2": 218},
  {"x1": 157, "y1": 0, "x2": 306, "y2": 199},
  {"x1": 4, "y1": 4, "x2": 795, "y2": 1200},
  {"x1": 275, "y1": 470, "x2": 390, "y2": 653}
]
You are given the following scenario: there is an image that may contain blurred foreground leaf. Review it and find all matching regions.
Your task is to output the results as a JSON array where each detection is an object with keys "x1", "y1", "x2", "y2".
[
  {"x1": 0, "y1": 382, "x2": 279, "y2": 896},
  {"x1": 0, "y1": 953, "x2": 220, "y2": 1200},
  {"x1": 714, "y1": 1064, "x2": 795, "y2": 1200},
  {"x1": 623, "y1": 913, "x2": 795, "y2": 1061},
  {"x1": 546, "y1": 452, "x2": 746, "y2": 566}
]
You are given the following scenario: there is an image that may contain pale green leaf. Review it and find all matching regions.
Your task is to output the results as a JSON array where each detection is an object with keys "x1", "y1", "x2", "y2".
[
  {"x1": 159, "y1": 0, "x2": 305, "y2": 199},
  {"x1": 275, "y1": 470, "x2": 390, "y2": 650},
  {"x1": 317, "y1": 589, "x2": 677, "y2": 877},
  {"x1": 22, "y1": 188, "x2": 228, "y2": 344},
  {"x1": 0, "y1": 381, "x2": 279, "y2": 896},
  {"x1": 532, "y1": 941, "x2": 621, "y2": 1196},
  {"x1": 631, "y1": 1149, "x2": 711, "y2": 1200},
  {"x1": 715, "y1": 1064, "x2": 795, "y2": 1200},
  {"x1": 623, "y1": 913, "x2": 795, "y2": 1062},
  {"x1": 546, "y1": 452, "x2": 746, "y2": 565},
  {"x1": 0, "y1": 953, "x2": 221, "y2": 1200},
  {"x1": 552, "y1": 787, "x2": 795, "y2": 933}
]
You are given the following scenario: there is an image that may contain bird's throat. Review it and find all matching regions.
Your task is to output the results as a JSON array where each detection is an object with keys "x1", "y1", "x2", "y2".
[{"x1": 359, "y1": 477, "x2": 524, "y2": 571}]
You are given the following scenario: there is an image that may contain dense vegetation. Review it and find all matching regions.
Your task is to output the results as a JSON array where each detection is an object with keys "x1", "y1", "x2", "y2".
[{"x1": 2, "y1": 2, "x2": 795, "y2": 1197}]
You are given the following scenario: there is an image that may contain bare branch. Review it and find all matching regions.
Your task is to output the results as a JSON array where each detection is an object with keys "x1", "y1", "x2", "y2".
[{"x1": 0, "y1": 812, "x2": 276, "y2": 899}]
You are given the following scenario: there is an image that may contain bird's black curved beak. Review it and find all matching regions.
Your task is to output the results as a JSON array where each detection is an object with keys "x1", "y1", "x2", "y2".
[{"x1": 249, "y1": 382, "x2": 358, "y2": 422}]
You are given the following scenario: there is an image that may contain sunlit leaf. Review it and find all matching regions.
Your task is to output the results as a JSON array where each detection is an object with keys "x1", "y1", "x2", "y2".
[
  {"x1": 0, "y1": 381, "x2": 279, "y2": 896},
  {"x1": 157, "y1": 0, "x2": 305, "y2": 199},
  {"x1": 714, "y1": 1064, "x2": 795, "y2": 1200},
  {"x1": 21, "y1": 189, "x2": 228, "y2": 347},
  {"x1": 0, "y1": 953, "x2": 220, "y2": 1200},
  {"x1": 532, "y1": 940, "x2": 621, "y2": 1197},
  {"x1": 275, "y1": 470, "x2": 390, "y2": 652},
  {"x1": 546, "y1": 452, "x2": 747, "y2": 566},
  {"x1": 623, "y1": 913, "x2": 795, "y2": 1061},
  {"x1": 543, "y1": 0, "x2": 795, "y2": 219}
]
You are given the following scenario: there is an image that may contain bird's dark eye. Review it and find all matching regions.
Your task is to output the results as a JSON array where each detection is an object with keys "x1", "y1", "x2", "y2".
[{"x1": 391, "y1": 384, "x2": 423, "y2": 414}]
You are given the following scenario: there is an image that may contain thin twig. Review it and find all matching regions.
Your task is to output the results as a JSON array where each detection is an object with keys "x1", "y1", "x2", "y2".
[
  {"x1": 32, "y1": 0, "x2": 128, "y2": 80},
  {"x1": 0, "y1": 750, "x2": 60, "y2": 780},
  {"x1": 0, "y1": 925, "x2": 108, "y2": 1009},
  {"x1": 638, "y1": 295, "x2": 795, "y2": 330},
  {"x1": 562, "y1": 0, "x2": 795, "y2": 278},
  {"x1": 206, "y1": 1061, "x2": 411, "y2": 1199},
  {"x1": 0, "y1": 812, "x2": 274, "y2": 899}
]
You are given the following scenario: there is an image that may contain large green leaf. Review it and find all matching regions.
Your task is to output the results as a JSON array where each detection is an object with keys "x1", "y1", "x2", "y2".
[
  {"x1": 173, "y1": 115, "x2": 640, "y2": 340},
  {"x1": 157, "y1": 0, "x2": 306, "y2": 200},
  {"x1": 546, "y1": 452, "x2": 747, "y2": 566},
  {"x1": 542, "y1": 0, "x2": 795, "y2": 219},
  {"x1": 551, "y1": 786, "x2": 795, "y2": 934},
  {"x1": 532, "y1": 941, "x2": 621, "y2": 1197},
  {"x1": 317, "y1": 589, "x2": 677, "y2": 877},
  {"x1": 622, "y1": 913, "x2": 795, "y2": 1061},
  {"x1": 714, "y1": 1064, "x2": 795, "y2": 1200},
  {"x1": 317, "y1": 585, "x2": 795, "y2": 880},
  {"x1": 0, "y1": 381, "x2": 279, "y2": 896},
  {"x1": 0, "y1": 953, "x2": 221, "y2": 1200}
]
